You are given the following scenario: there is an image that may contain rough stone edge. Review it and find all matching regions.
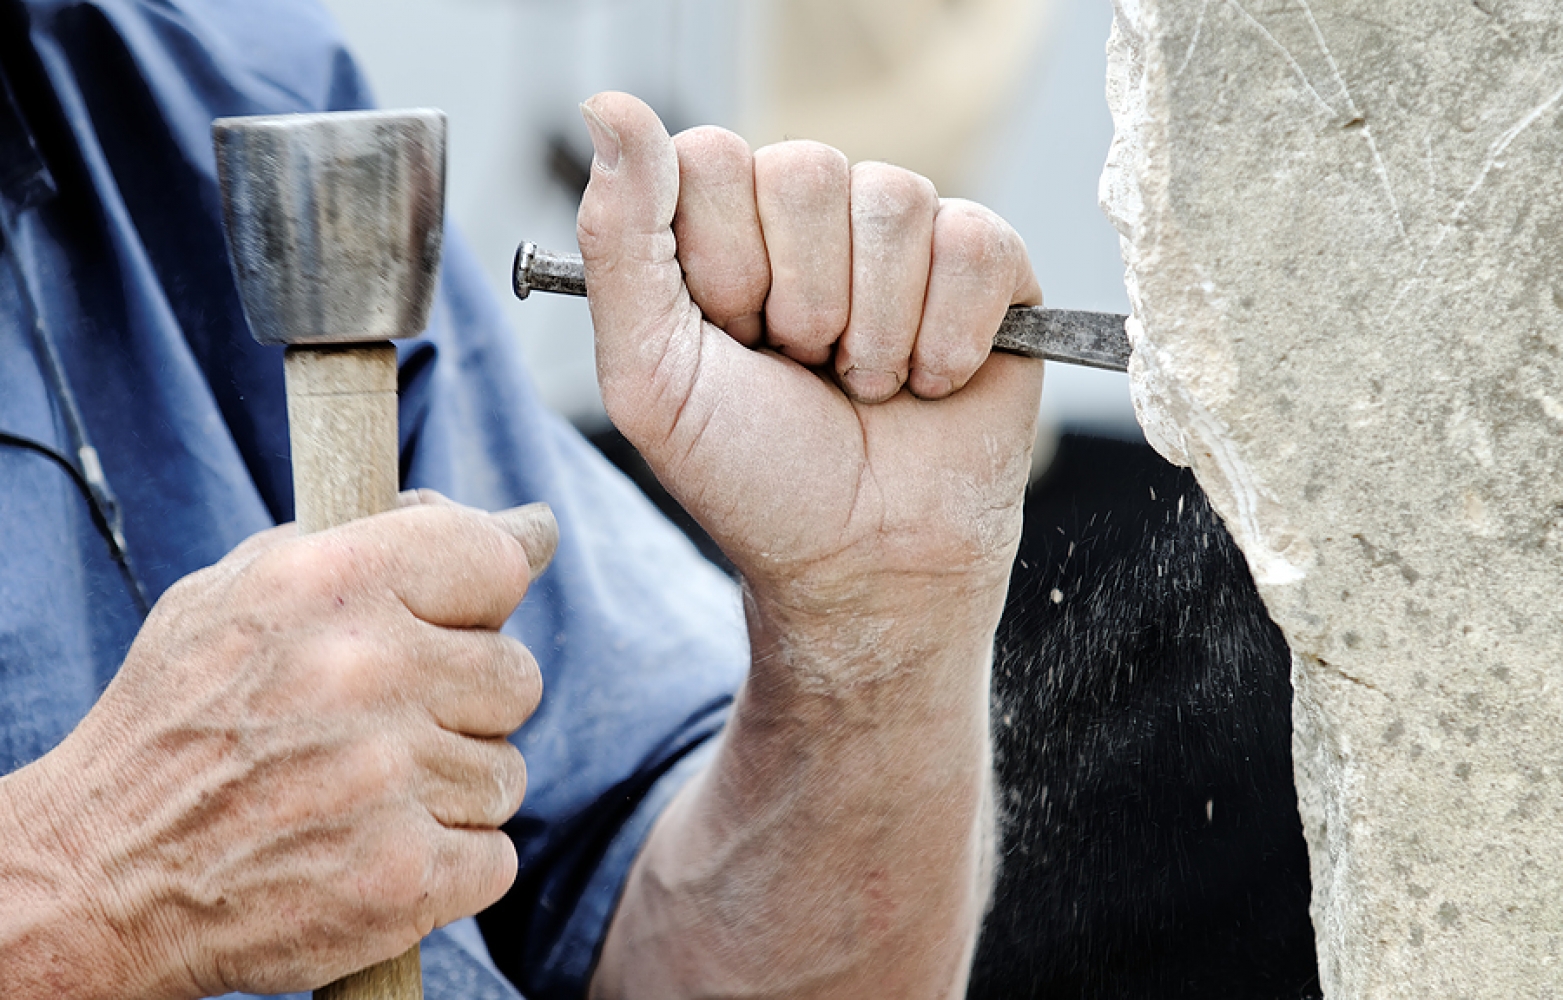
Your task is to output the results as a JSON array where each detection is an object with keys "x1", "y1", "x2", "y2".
[
  {"x1": 1099, "y1": 0, "x2": 1314, "y2": 594},
  {"x1": 1099, "y1": 0, "x2": 1172, "y2": 458},
  {"x1": 1290, "y1": 652, "x2": 1363, "y2": 998},
  {"x1": 1098, "y1": 4, "x2": 1344, "y2": 993}
]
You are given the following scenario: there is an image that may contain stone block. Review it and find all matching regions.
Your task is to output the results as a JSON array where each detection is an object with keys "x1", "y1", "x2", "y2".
[{"x1": 1102, "y1": 1, "x2": 1563, "y2": 995}]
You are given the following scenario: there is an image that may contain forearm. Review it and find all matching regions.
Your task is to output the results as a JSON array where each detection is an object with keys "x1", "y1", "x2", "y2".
[{"x1": 591, "y1": 576, "x2": 1002, "y2": 1000}]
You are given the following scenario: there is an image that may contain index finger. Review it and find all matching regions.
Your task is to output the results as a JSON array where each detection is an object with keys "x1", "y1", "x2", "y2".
[
  {"x1": 672, "y1": 126, "x2": 770, "y2": 347},
  {"x1": 325, "y1": 502, "x2": 558, "y2": 630},
  {"x1": 910, "y1": 200, "x2": 1042, "y2": 400}
]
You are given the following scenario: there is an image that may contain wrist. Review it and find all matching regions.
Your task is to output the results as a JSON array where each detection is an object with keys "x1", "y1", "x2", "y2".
[
  {"x1": 742, "y1": 559, "x2": 1008, "y2": 671},
  {"x1": 0, "y1": 749, "x2": 196, "y2": 1000}
]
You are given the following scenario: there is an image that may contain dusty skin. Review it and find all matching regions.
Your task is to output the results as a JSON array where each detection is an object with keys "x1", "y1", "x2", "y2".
[
  {"x1": 0, "y1": 497, "x2": 555, "y2": 997},
  {"x1": 578, "y1": 92, "x2": 1044, "y2": 1000}
]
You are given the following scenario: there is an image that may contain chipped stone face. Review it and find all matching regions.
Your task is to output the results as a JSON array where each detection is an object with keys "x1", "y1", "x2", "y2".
[{"x1": 1103, "y1": 1, "x2": 1563, "y2": 995}]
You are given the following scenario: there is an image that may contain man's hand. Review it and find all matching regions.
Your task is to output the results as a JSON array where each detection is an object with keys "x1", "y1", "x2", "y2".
[
  {"x1": 578, "y1": 95, "x2": 1043, "y2": 626},
  {"x1": 0, "y1": 498, "x2": 555, "y2": 1000},
  {"x1": 578, "y1": 93, "x2": 1043, "y2": 999}
]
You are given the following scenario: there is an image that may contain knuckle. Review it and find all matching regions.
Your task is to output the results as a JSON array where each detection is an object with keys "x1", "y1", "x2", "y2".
[
  {"x1": 851, "y1": 162, "x2": 939, "y2": 225},
  {"x1": 429, "y1": 503, "x2": 491, "y2": 547},
  {"x1": 310, "y1": 631, "x2": 394, "y2": 709},
  {"x1": 675, "y1": 125, "x2": 752, "y2": 178},
  {"x1": 361, "y1": 735, "x2": 415, "y2": 798},
  {"x1": 329, "y1": 736, "x2": 411, "y2": 823},
  {"x1": 249, "y1": 536, "x2": 366, "y2": 607},
  {"x1": 936, "y1": 199, "x2": 1018, "y2": 267},
  {"x1": 755, "y1": 141, "x2": 849, "y2": 201},
  {"x1": 373, "y1": 834, "x2": 438, "y2": 916}
]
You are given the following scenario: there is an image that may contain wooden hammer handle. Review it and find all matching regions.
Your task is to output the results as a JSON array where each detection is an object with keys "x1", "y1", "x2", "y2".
[
  {"x1": 285, "y1": 345, "x2": 402, "y2": 533},
  {"x1": 285, "y1": 344, "x2": 421, "y2": 1000},
  {"x1": 315, "y1": 948, "x2": 421, "y2": 1000}
]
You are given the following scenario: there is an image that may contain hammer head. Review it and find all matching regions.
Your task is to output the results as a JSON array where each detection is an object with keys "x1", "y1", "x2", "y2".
[{"x1": 213, "y1": 109, "x2": 446, "y2": 346}]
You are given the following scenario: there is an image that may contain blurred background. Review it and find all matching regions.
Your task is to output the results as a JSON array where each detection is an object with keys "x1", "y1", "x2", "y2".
[{"x1": 317, "y1": 0, "x2": 1140, "y2": 447}]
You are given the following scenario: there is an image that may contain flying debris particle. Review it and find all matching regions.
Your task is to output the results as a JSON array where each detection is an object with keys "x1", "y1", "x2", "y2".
[
  {"x1": 1206, "y1": 798, "x2": 1215, "y2": 824},
  {"x1": 1177, "y1": 495, "x2": 1185, "y2": 517},
  {"x1": 1150, "y1": 486, "x2": 1157, "y2": 501},
  {"x1": 1050, "y1": 588, "x2": 1065, "y2": 604}
]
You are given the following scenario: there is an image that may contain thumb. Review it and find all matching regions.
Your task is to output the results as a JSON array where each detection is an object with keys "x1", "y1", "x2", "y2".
[{"x1": 576, "y1": 92, "x2": 701, "y2": 439}]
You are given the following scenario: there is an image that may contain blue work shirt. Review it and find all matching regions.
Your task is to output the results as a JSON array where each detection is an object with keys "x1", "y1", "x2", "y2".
[{"x1": 0, "y1": 1, "x2": 748, "y2": 996}]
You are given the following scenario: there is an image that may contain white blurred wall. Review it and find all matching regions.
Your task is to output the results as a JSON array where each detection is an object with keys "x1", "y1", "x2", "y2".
[
  {"x1": 317, "y1": 0, "x2": 1139, "y2": 440},
  {"x1": 975, "y1": 0, "x2": 1137, "y2": 437}
]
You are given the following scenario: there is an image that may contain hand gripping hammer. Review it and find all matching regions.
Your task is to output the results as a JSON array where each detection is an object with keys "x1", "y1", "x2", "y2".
[{"x1": 214, "y1": 108, "x2": 447, "y2": 1000}]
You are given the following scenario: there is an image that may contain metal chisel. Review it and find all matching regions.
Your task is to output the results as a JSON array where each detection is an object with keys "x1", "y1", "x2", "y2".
[{"x1": 511, "y1": 241, "x2": 1132, "y2": 373}]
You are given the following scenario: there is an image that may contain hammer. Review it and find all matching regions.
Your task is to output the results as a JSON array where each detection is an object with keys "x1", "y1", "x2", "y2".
[{"x1": 214, "y1": 108, "x2": 447, "y2": 1000}]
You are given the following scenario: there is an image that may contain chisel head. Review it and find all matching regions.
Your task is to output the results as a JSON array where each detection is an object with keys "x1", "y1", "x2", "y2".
[{"x1": 213, "y1": 109, "x2": 447, "y2": 346}]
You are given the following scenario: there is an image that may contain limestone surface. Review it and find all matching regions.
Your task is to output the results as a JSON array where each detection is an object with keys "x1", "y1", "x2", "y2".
[{"x1": 1103, "y1": 1, "x2": 1563, "y2": 995}]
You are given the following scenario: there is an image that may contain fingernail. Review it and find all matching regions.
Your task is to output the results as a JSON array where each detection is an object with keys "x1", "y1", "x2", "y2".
[
  {"x1": 726, "y1": 313, "x2": 764, "y2": 347},
  {"x1": 909, "y1": 370, "x2": 954, "y2": 399},
  {"x1": 842, "y1": 368, "x2": 902, "y2": 403},
  {"x1": 493, "y1": 503, "x2": 559, "y2": 582},
  {"x1": 580, "y1": 102, "x2": 621, "y2": 172}
]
